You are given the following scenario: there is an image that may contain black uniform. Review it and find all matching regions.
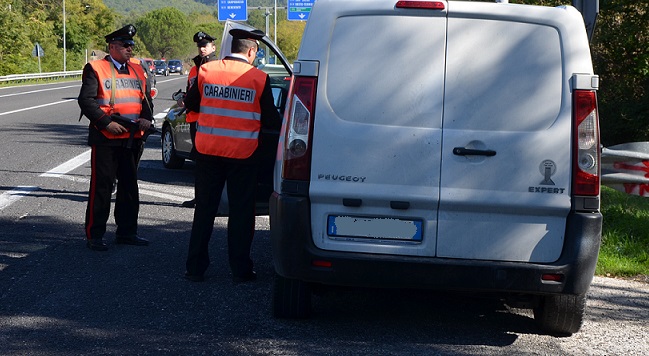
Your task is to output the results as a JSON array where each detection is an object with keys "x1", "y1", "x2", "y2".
[
  {"x1": 78, "y1": 56, "x2": 153, "y2": 244},
  {"x1": 187, "y1": 50, "x2": 218, "y2": 156},
  {"x1": 183, "y1": 55, "x2": 281, "y2": 281}
]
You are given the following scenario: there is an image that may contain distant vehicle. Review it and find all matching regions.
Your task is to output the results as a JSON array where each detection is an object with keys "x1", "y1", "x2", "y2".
[
  {"x1": 133, "y1": 57, "x2": 157, "y2": 99},
  {"x1": 142, "y1": 58, "x2": 155, "y2": 73},
  {"x1": 154, "y1": 60, "x2": 169, "y2": 76},
  {"x1": 167, "y1": 59, "x2": 183, "y2": 75}
]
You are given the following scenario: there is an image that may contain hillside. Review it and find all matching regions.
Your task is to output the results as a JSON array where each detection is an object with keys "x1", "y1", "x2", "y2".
[{"x1": 105, "y1": 0, "x2": 289, "y2": 15}]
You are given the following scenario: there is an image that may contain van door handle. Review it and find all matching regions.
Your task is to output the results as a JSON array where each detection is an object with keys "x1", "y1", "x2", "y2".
[{"x1": 453, "y1": 147, "x2": 497, "y2": 156}]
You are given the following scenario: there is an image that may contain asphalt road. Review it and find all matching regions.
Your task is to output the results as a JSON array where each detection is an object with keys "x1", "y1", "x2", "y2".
[{"x1": 0, "y1": 78, "x2": 647, "y2": 355}]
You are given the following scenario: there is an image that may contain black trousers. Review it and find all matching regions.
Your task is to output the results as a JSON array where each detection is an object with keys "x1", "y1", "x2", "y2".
[
  {"x1": 186, "y1": 157, "x2": 258, "y2": 277},
  {"x1": 85, "y1": 143, "x2": 141, "y2": 240}
]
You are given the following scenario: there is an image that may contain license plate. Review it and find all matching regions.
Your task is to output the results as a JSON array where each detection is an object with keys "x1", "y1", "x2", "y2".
[{"x1": 327, "y1": 215, "x2": 423, "y2": 241}]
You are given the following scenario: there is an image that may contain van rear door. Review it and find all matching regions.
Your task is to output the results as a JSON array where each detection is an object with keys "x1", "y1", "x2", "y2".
[
  {"x1": 437, "y1": 3, "x2": 586, "y2": 262},
  {"x1": 306, "y1": 3, "x2": 447, "y2": 256}
]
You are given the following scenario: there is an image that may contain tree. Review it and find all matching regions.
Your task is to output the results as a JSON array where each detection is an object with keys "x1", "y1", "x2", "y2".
[
  {"x1": 276, "y1": 20, "x2": 304, "y2": 62},
  {"x1": 0, "y1": 0, "x2": 32, "y2": 75},
  {"x1": 591, "y1": 1, "x2": 649, "y2": 146},
  {"x1": 135, "y1": 7, "x2": 192, "y2": 59}
]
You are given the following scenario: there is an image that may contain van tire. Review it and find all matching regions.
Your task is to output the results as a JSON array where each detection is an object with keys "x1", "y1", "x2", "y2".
[
  {"x1": 533, "y1": 294, "x2": 586, "y2": 336},
  {"x1": 162, "y1": 126, "x2": 184, "y2": 169},
  {"x1": 272, "y1": 273, "x2": 311, "y2": 318}
]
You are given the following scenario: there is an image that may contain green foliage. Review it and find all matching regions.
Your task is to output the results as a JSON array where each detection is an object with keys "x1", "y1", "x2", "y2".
[
  {"x1": 591, "y1": 1, "x2": 649, "y2": 146},
  {"x1": 104, "y1": 0, "x2": 214, "y2": 16},
  {"x1": 0, "y1": 0, "x2": 31, "y2": 75},
  {"x1": 277, "y1": 20, "x2": 305, "y2": 62},
  {"x1": 600, "y1": 186, "x2": 649, "y2": 277},
  {"x1": 136, "y1": 7, "x2": 193, "y2": 59}
]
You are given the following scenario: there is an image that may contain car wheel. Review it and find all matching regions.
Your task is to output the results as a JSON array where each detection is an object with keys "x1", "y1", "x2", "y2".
[
  {"x1": 162, "y1": 126, "x2": 184, "y2": 169},
  {"x1": 533, "y1": 293, "x2": 586, "y2": 336},
  {"x1": 272, "y1": 273, "x2": 311, "y2": 319}
]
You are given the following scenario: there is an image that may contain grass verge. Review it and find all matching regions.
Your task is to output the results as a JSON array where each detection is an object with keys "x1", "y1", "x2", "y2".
[{"x1": 599, "y1": 186, "x2": 649, "y2": 278}]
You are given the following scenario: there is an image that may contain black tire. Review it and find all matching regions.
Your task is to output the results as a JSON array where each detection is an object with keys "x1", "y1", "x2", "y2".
[
  {"x1": 533, "y1": 294, "x2": 586, "y2": 336},
  {"x1": 272, "y1": 273, "x2": 312, "y2": 318},
  {"x1": 161, "y1": 126, "x2": 184, "y2": 169}
]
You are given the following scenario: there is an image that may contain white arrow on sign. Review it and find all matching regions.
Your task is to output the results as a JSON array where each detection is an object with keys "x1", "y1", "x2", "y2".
[
  {"x1": 299, "y1": 13, "x2": 306, "y2": 19},
  {"x1": 229, "y1": 13, "x2": 237, "y2": 18}
]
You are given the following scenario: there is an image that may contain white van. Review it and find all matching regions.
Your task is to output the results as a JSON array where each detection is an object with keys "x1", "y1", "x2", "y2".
[{"x1": 270, "y1": 0, "x2": 601, "y2": 335}]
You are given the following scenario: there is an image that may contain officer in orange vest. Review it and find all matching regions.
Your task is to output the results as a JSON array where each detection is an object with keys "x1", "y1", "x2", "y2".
[
  {"x1": 183, "y1": 28, "x2": 282, "y2": 282},
  {"x1": 179, "y1": 31, "x2": 219, "y2": 208},
  {"x1": 78, "y1": 24, "x2": 153, "y2": 251}
]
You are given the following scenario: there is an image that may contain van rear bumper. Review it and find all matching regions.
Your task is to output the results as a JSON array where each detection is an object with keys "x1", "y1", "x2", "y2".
[{"x1": 270, "y1": 193, "x2": 602, "y2": 296}]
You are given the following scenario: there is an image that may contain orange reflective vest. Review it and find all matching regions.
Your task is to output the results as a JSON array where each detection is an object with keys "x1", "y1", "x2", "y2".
[
  {"x1": 186, "y1": 66, "x2": 199, "y2": 123},
  {"x1": 89, "y1": 59, "x2": 147, "y2": 140},
  {"x1": 195, "y1": 59, "x2": 266, "y2": 159}
]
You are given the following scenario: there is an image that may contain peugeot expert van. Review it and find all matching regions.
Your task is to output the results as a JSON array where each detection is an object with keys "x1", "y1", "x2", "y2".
[{"x1": 270, "y1": 0, "x2": 601, "y2": 335}]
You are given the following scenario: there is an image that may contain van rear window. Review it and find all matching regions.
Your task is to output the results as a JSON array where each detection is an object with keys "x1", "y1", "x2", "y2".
[
  {"x1": 326, "y1": 16, "x2": 447, "y2": 129},
  {"x1": 444, "y1": 18, "x2": 563, "y2": 132}
]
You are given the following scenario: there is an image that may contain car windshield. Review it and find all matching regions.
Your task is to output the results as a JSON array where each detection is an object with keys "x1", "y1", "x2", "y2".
[
  {"x1": 169, "y1": 61, "x2": 181, "y2": 65},
  {"x1": 154, "y1": 60, "x2": 165, "y2": 66}
]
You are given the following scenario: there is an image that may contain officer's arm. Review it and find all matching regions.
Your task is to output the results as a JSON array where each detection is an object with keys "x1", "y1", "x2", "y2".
[
  {"x1": 140, "y1": 92, "x2": 154, "y2": 121},
  {"x1": 184, "y1": 78, "x2": 201, "y2": 113},
  {"x1": 78, "y1": 63, "x2": 112, "y2": 130},
  {"x1": 259, "y1": 75, "x2": 282, "y2": 131}
]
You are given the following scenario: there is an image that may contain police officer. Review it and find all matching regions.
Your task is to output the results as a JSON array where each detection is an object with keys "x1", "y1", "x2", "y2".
[
  {"x1": 180, "y1": 31, "x2": 218, "y2": 209},
  {"x1": 78, "y1": 24, "x2": 153, "y2": 251},
  {"x1": 183, "y1": 28, "x2": 282, "y2": 282}
]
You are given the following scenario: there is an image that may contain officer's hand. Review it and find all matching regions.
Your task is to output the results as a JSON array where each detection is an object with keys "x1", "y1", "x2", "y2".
[
  {"x1": 137, "y1": 118, "x2": 152, "y2": 131},
  {"x1": 106, "y1": 121, "x2": 127, "y2": 134}
]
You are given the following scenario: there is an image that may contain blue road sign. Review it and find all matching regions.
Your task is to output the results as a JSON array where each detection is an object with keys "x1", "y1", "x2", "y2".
[
  {"x1": 32, "y1": 42, "x2": 45, "y2": 57},
  {"x1": 288, "y1": 0, "x2": 316, "y2": 21},
  {"x1": 218, "y1": 0, "x2": 247, "y2": 22}
]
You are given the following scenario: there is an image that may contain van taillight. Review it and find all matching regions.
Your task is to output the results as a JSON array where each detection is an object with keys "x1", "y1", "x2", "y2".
[
  {"x1": 573, "y1": 90, "x2": 600, "y2": 196},
  {"x1": 282, "y1": 76, "x2": 317, "y2": 181},
  {"x1": 396, "y1": 1, "x2": 445, "y2": 10}
]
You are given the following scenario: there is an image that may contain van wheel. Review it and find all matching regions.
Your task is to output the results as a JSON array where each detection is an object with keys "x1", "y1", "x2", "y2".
[
  {"x1": 272, "y1": 273, "x2": 311, "y2": 318},
  {"x1": 533, "y1": 294, "x2": 586, "y2": 336},
  {"x1": 162, "y1": 126, "x2": 184, "y2": 169}
]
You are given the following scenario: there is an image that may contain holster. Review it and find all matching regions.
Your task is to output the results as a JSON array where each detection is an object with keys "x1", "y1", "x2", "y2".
[{"x1": 111, "y1": 114, "x2": 138, "y2": 149}]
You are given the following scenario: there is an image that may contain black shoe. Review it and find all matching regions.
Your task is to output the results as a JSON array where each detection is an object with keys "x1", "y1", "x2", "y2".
[
  {"x1": 184, "y1": 271, "x2": 204, "y2": 282},
  {"x1": 87, "y1": 239, "x2": 108, "y2": 251},
  {"x1": 115, "y1": 235, "x2": 149, "y2": 246},
  {"x1": 232, "y1": 271, "x2": 257, "y2": 283},
  {"x1": 181, "y1": 198, "x2": 196, "y2": 208}
]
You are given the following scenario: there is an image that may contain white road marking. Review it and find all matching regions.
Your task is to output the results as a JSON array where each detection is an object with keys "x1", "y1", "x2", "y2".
[
  {"x1": 0, "y1": 186, "x2": 39, "y2": 211},
  {"x1": 1, "y1": 106, "x2": 190, "y2": 211},
  {"x1": 40, "y1": 150, "x2": 91, "y2": 178},
  {"x1": 0, "y1": 99, "x2": 77, "y2": 116},
  {"x1": 0, "y1": 84, "x2": 80, "y2": 98}
]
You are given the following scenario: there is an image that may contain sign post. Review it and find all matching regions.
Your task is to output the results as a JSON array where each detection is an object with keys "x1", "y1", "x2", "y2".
[
  {"x1": 32, "y1": 42, "x2": 45, "y2": 73},
  {"x1": 288, "y1": 0, "x2": 316, "y2": 21},
  {"x1": 218, "y1": 0, "x2": 248, "y2": 22}
]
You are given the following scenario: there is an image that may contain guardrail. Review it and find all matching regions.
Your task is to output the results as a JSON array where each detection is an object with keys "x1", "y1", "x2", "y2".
[
  {"x1": 602, "y1": 142, "x2": 649, "y2": 197},
  {"x1": 0, "y1": 70, "x2": 83, "y2": 83}
]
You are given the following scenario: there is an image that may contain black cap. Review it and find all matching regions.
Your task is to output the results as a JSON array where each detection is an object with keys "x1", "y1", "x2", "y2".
[
  {"x1": 105, "y1": 24, "x2": 136, "y2": 45},
  {"x1": 229, "y1": 28, "x2": 265, "y2": 41},
  {"x1": 194, "y1": 31, "x2": 215, "y2": 47}
]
